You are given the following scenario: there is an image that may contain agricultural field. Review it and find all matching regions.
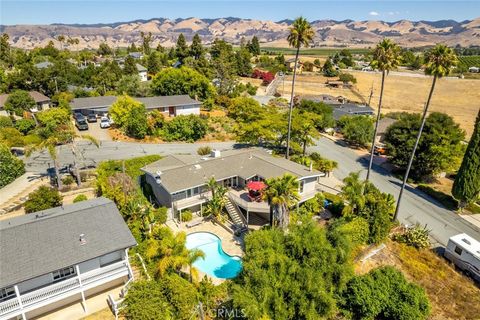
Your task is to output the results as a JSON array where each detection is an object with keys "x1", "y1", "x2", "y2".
[
  {"x1": 458, "y1": 55, "x2": 480, "y2": 68},
  {"x1": 275, "y1": 71, "x2": 480, "y2": 137}
]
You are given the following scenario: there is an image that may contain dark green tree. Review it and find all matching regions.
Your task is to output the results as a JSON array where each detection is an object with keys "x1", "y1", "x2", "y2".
[
  {"x1": 189, "y1": 33, "x2": 204, "y2": 59},
  {"x1": 123, "y1": 55, "x2": 138, "y2": 75},
  {"x1": 235, "y1": 47, "x2": 253, "y2": 77},
  {"x1": 322, "y1": 58, "x2": 338, "y2": 77},
  {"x1": 24, "y1": 186, "x2": 63, "y2": 213},
  {"x1": 248, "y1": 35, "x2": 261, "y2": 56},
  {"x1": 4, "y1": 90, "x2": 36, "y2": 116},
  {"x1": 97, "y1": 42, "x2": 113, "y2": 56},
  {"x1": 339, "y1": 115, "x2": 374, "y2": 147},
  {"x1": 140, "y1": 31, "x2": 152, "y2": 54},
  {"x1": 175, "y1": 33, "x2": 188, "y2": 62},
  {"x1": 452, "y1": 109, "x2": 480, "y2": 208},
  {"x1": 161, "y1": 115, "x2": 208, "y2": 142},
  {"x1": 124, "y1": 103, "x2": 148, "y2": 139}
]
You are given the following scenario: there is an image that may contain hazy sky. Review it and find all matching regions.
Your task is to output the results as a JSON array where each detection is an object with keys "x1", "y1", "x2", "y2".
[{"x1": 1, "y1": 0, "x2": 479, "y2": 25}]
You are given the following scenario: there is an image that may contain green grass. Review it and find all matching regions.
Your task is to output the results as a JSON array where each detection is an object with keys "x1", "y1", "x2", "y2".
[
  {"x1": 416, "y1": 184, "x2": 458, "y2": 211},
  {"x1": 260, "y1": 47, "x2": 371, "y2": 56}
]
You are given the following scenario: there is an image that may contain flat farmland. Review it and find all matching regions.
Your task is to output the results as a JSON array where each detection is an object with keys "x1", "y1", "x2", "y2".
[{"x1": 278, "y1": 71, "x2": 480, "y2": 137}]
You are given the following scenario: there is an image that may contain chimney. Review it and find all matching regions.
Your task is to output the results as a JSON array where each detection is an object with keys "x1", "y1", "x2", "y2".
[{"x1": 79, "y1": 234, "x2": 86, "y2": 245}]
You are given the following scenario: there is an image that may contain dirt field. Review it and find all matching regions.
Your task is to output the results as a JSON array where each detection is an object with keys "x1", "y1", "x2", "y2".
[
  {"x1": 357, "y1": 241, "x2": 480, "y2": 320},
  {"x1": 276, "y1": 72, "x2": 479, "y2": 137}
]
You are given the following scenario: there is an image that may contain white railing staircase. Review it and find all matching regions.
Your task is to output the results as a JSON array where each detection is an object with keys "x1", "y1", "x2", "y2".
[{"x1": 224, "y1": 195, "x2": 248, "y2": 232}]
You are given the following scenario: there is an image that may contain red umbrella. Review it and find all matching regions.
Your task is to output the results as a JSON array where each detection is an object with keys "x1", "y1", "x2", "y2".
[{"x1": 247, "y1": 181, "x2": 266, "y2": 191}]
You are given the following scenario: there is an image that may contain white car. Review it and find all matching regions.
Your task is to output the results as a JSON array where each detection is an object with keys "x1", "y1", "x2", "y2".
[{"x1": 99, "y1": 116, "x2": 111, "y2": 128}]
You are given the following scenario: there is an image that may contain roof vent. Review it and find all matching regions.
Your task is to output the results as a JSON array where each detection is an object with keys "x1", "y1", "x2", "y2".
[
  {"x1": 210, "y1": 150, "x2": 221, "y2": 158},
  {"x1": 462, "y1": 238, "x2": 471, "y2": 245},
  {"x1": 79, "y1": 234, "x2": 87, "y2": 245},
  {"x1": 155, "y1": 171, "x2": 162, "y2": 184}
]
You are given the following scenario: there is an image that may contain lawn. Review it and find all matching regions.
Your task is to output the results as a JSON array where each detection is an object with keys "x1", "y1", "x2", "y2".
[{"x1": 357, "y1": 241, "x2": 480, "y2": 320}]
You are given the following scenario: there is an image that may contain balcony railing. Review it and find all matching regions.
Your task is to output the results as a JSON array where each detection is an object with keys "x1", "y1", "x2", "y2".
[{"x1": 0, "y1": 260, "x2": 129, "y2": 320}]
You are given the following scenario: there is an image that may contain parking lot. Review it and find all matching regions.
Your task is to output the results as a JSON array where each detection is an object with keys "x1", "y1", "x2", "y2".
[{"x1": 73, "y1": 117, "x2": 112, "y2": 141}]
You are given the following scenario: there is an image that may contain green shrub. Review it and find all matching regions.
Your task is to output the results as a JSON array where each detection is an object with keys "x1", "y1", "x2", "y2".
[
  {"x1": 23, "y1": 134, "x2": 42, "y2": 146},
  {"x1": 180, "y1": 210, "x2": 193, "y2": 222},
  {"x1": 161, "y1": 115, "x2": 208, "y2": 142},
  {"x1": 393, "y1": 224, "x2": 431, "y2": 249},
  {"x1": 0, "y1": 143, "x2": 25, "y2": 188},
  {"x1": 62, "y1": 175, "x2": 75, "y2": 186},
  {"x1": 24, "y1": 186, "x2": 63, "y2": 213},
  {"x1": 197, "y1": 145, "x2": 212, "y2": 156},
  {"x1": 0, "y1": 127, "x2": 25, "y2": 147},
  {"x1": 0, "y1": 116, "x2": 13, "y2": 128},
  {"x1": 153, "y1": 207, "x2": 168, "y2": 224},
  {"x1": 332, "y1": 217, "x2": 370, "y2": 245},
  {"x1": 417, "y1": 184, "x2": 458, "y2": 210},
  {"x1": 14, "y1": 118, "x2": 36, "y2": 134},
  {"x1": 342, "y1": 266, "x2": 430, "y2": 320},
  {"x1": 73, "y1": 194, "x2": 88, "y2": 203}
]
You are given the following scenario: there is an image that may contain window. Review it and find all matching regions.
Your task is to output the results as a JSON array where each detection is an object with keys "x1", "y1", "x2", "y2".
[
  {"x1": 0, "y1": 287, "x2": 15, "y2": 301},
  {"x1": 299, "y1": 180, "x2": 305, "y2": 193},
  {"x1": 52, "y1": 266, "x2": 76, "y2": 281},
  {"x1": 454, "y1": 246, "x2": 463, "y2": 255}
]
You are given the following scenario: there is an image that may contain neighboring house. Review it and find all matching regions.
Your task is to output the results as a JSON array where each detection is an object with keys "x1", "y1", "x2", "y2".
[
  {"x1": 326, "y1": 80, "x2": 352, "y2": 89},
  {"x1": 285, "y1": 58, "x2": 303, "y2": 73},
  {"x1": 71, "y1": 95, "x2": 201, "y2": 117},
  {"x1": 136, "y1": 64, "x2": 148, "y2": 82},
  {"x1": 128, "y1": 52, "x2": 143, "y2": 59},
  {"x1": 469, "y1": 66, "x2": 480, "y2": 73},
  {"x1": 0, "y1": 91, "x2": 51, "y2": 114},
  {"x1": 0, "y1": 197, "x2": 136, "y2": 320},
  {"x1": 302, "y1": 94, "x2": 347, "y2": 106},
  {"x1": 375, "y1": 117, "x2": 397, "y2": 144},
  {"x1": 329, "y1": 103, "x2": 375, "y2": 120},
  {"x1": 34, "y1": 61, "x2": 54, "y2": 69},
  {"x1": 141, "y1": 148, "x2": 323, "y2": 225}
]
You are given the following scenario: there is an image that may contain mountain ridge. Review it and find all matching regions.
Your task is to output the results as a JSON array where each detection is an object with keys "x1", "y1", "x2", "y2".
[{"x1": 2, "y1": 17, "x2": 479, "y2": 49}]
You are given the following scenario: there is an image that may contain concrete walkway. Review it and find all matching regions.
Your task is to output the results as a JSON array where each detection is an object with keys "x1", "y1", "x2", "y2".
[{"x1": 459, "y1": 214, "x2": 480, "y2": 229}]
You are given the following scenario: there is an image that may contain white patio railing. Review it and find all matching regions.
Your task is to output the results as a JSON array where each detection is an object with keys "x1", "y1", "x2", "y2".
[{"x1": 0, "y1": 260, "x2": 129, "y2": 320}]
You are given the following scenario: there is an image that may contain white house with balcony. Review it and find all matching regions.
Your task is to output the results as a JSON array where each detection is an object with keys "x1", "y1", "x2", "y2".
[
  {"x1": 141, "y1": 148, "x2": 324, "y2": 227},
  {"x1": 0, "y1": 197, "x2": 136, "y2": 320}
]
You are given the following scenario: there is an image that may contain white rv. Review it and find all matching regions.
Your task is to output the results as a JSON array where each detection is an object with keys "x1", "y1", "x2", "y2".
[{"x1": 444, "y1": 233, "x2": 480, "y2": 283}]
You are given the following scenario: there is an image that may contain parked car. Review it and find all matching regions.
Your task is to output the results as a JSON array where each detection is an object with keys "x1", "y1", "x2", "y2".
[
  {"x1": 444, "y1": 233, "x2": 480, "y2": 283},
  {"x1": 75, "y1": 115, "x2": 89, "y2": 130},
  {"x1": 87, "y1": 114, "x2": 97, "y2": 123},
  {"x1": 100, "y1": 116, "x2": 111, "y2": 128}
]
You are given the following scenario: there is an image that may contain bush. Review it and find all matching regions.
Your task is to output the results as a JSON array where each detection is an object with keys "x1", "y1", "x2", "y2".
[
  {"x1": 161, "y1": 115, "x2": 208, "y2": 142},
  {"x1": 338, "y1": 72, "x2": 357, "y2": 84},
  {"x1": 417, "y1": 184, "x2": 458, "y2": 210},
  {"x1": 0, "y1": 116, "x2": 13, "y2": 128},
  {"x1": 393, "y1": 224, "x2": 431, "y2": 249},
  {"x1": 0, "y1": 127, "x2": 25, "y2": 147},
  {"x1": 180, "y1": 210, "x2": 193, "y2": 222},
  {"x1": 197, "y1": 146, "x2": 212, "y2": 155},
  {"x1": 62, "y1": 175, "x2": 75, "y2": 186},
  {"x1": 153, "y1": 207, "x2": 168, "y2": 224},
  {"x1": 73, "y1": 194, "x2": 88, "y2": 203},
  {"x1": 342, "y1": 266, "x2": 430, "y2": 320},
  {"x1": 24, "y1": 186, "x2": 63, "y2": 213},
  {"x1": 0, "y1": 143, "x2": 25, "y2": 188},
  {"x1": 14, "y1": 118, "x2": 36, "y2": 135},
  {"x1": 331, "y1": 216, "x2": 370, "y2": 245}
]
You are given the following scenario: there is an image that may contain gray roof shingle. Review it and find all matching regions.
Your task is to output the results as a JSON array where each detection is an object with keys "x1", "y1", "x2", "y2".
[
  {"x1": 71, "y1": 95, "x2": 201, "y2": 111},
  {"x1": 142, "y1": 148, "x2": 321, "y2": 193},
  {"x1": 0, "y1": 197, "x2": 136, "y2": 288}
]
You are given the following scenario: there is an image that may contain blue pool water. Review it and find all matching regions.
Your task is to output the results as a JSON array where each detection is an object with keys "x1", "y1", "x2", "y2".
[{"x1": 185, "y1": 232, "x2": 242, "y2": 279}]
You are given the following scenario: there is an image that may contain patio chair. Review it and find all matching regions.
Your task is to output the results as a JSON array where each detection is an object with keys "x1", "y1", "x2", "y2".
[{"x1": 186, "y1": 220, "x2": 202, "y2": 228}]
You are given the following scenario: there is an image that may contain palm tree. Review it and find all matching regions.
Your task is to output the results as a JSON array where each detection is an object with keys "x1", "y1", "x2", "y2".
[
  {"x1": 263, "y1": 173, "x2": 300, "y2": 229},
  {"x1": 393, "y1": 44, "x2": 458, "y2": 221},
  {"x1": 285, "y1": 17, "x2": 314, "y2": 159},
  {"x1": 187, "y1": 248, "x2": 205, "y2": 283},
  {"x1": 366, "y1": 39, "x2": 401, "y2": 181},
  {"x1": 57, "y1": 35, "x2": 65, "y2": 50},
  {"x1": 340, "y1": 171, "x2": 366, "y2": 216}
]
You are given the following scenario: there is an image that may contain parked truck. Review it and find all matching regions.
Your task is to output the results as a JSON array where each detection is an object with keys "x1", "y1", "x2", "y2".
[{"x1": 444, "y1": 233, "x2": 480, "y2": 283}]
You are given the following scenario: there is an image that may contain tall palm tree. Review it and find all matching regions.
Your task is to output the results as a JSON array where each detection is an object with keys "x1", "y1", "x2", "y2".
[
  {"x1": 285, "y1": 17, "x2": 314, "y2": 159},
  {"x1": 393, "y1": 44, "x2": 458, "y2": 221},
  {"x1": 187, "y1": 249, "x2": 205, "y2": 283},
  {"x1": 263, "y1": 173, "x2": 300, "y2": 229},
  {"x1": 340, "y1": 171, "x2": 366, "y2": 216},
  {"x1": 366, "y1": 39, "x2": 401, "y2": 181}
]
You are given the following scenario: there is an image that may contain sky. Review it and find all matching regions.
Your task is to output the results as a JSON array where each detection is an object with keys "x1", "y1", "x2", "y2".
[{"x1": 1, "y1": 0, "x2": 479, "y2": 25}]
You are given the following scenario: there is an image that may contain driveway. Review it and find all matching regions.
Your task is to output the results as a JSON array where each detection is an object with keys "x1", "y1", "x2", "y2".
[{"x1": 74, "y1": 119, "x2": 112, "y2": 142}]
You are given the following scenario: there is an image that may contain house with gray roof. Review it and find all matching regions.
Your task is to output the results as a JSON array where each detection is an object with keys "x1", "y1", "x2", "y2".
[
  {"x1": 71, "y1": 94, "x2": 201, "y2": 117},
  {"x1": 0, "y1": 197, "x2": 136, "y2": 320},
  {"x1": 136, "y1": 64, "x2": 148, "y2": 82},
  {"x1": 0, "y1": 91, "x2": 51, "y2": 115},
  {"x1": 141, "y1": 148, "x2": 323, "y2": 226}
]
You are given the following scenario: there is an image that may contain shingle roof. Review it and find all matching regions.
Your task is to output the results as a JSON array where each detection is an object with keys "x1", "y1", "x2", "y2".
[
  {"x1": 330, "y1": 103, "x2": 375, "y2": 120},
  {"x1": 0, "y1": 91, "x2": 51, "y2": 109},
  {"x1": 0, "y1": 197, "x2": 136, "y2": 288},
  {"x1": 142, "y1": 148, "x2": 321, "y2": 193},
  {"x1": 71, "y1": 95, "x2": 201, "y2": 111},
  {"x1": 136, "y1": 64, "x2": 147, "y2": 72}
]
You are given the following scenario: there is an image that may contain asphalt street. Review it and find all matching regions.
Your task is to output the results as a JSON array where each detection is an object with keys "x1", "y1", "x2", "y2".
[{"x1": 23, "y1": 138, "x2": 480, "y2": 247}]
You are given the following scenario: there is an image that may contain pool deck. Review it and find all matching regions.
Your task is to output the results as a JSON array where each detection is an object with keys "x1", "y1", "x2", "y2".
[{"x1": 166, "y1": 218, "x2": 245, "y2": 284}]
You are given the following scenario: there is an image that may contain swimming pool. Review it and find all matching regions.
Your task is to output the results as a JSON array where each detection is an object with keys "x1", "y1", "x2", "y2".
[{"x1": 185, "y1": 232, "x2": 242, "y2": 279}]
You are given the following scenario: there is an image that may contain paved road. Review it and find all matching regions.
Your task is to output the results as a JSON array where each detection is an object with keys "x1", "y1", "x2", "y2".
[
  {"x1": 308, "y1": 138, "x2": 480, "y2": 247},
  {"x1": 24, "y1": 138, "x2": 480, "y2": 247}
]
